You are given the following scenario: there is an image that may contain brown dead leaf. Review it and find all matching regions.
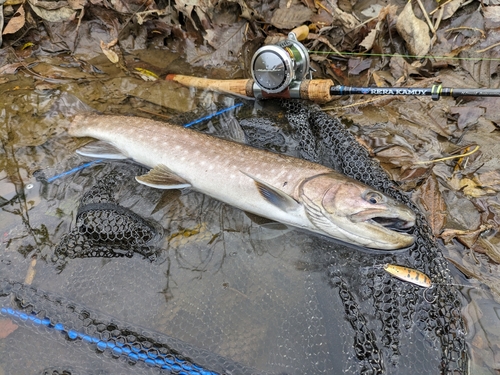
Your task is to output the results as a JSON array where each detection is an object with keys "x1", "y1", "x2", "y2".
[
  {"x1": 471, "y1": 237, "x2": 500, "y2": 264},
  {"x1": 347, "y1": 58, "x2": 371, "y2": 75},
  {"x1": 271, "y1": 2, "x2": 313, "y2": 29},
  {"x1": 0, "y1": 319, "x2": 18, "y2": 339},
  {"x1": 359, "y1": 5, "x2": 398, "y2": 51},
  {"x1": 474, "y1": 171, "x2": 500, "y2": 191},
  {"x1": 449, "y1": 107, "x2": 484, "y2": 130},
  {"x1": 442, "y1": 0, "x2": 467, "y2": 21},
  {"x1": 372, "y1": 70, "x2": 395, "y2": 86},
  {"x1": 0, "y1": 62, "x2": 23, "y2": 75},
  {"x1": 376, "y1": 146, "x2": 414, "y2": 165},
  {"x1": 203, "y1": 21, "x2": 247, "y2": 65},
  {"x1": 441, "y1": 224, "x2": 494, "y2": 248},
  {"x1": 359, "y1": 29, "x2": 377, "y2": 51},
  {"x1": 396, "y1": 1, "x2": 431, "y2": 56},
  {"x1": 100, "y1": 39, "x2": 119, "y2": 63},
  {"x1": 3, "y1": 5, "x2": 25, "y2": 35},
  {"x1": 173, "y1": 0, "x2": 211, "y2": 30},
  {"x1": 417, "y1": 174, "x2": 447, "y2": 236},
  {"x1": 459, "y1": 177, "x2": 497, "y2": 198},
  {"x1": 28, "y1": 0, "x2": 76, "y2": 22}
]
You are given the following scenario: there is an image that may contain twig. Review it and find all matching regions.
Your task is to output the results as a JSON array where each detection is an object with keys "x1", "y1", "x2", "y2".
[
  {"x1": 429, "y1": 0, "x2": 455, "y2": 16},
  {"x1": 476, "y1": 41, "x2": 500, "y2": 53},
  {"x1": 415, "y1": 145, "x2": 480, "y2": 164},
  {"x1": 433, "y1": 5, "x2": 444, "y2": 32},
  {"x1": 445, "y1": 26, "x2": 486, "y2": 38},
  {"x1": 414, "y1": 0, "x2": 436, "y2": 34}
]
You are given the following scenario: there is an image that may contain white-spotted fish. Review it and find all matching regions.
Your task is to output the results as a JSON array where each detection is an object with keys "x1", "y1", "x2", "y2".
[{"x1": 68, "y1": 114, "x2": 416, "y2": 250}]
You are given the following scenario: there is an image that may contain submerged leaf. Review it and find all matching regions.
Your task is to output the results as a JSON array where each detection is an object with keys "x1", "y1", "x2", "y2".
[
  {"x1": 441, "y1": 224, "x2": 494, "y2": 248},
  {"x1": 100, "y1": 39, "x2": 119, "y2": 63},
  {"x1": 417, "y1": 174, "x2": 447, "y2": 236},
  {"x1": 0, "y1": 319, "x2": 18, "y2": 339}
]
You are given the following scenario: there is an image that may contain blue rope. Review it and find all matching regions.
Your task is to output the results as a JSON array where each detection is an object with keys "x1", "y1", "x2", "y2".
[
  {"x1": 183, "y1": 102, "x2": 243, "y2": 128},
  {"x1": 1, "y1": 307, "x2": 219, "y2": 375},
  {"x1": 46, "y1": 103, "x2": 243, "y2": 182},
  {"x1": 46, "y1": 160, "x2": 103, "y2": 183}
]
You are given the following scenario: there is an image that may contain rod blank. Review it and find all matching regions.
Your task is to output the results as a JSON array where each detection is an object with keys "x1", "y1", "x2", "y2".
[{"x1": 330, "y1": 84, "x2": 500, "y2": 101}]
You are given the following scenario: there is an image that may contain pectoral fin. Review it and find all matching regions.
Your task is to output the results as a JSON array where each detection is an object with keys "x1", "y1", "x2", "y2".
[
  {"x1": 76, "y1": 141, "x2": 128, "y2": 159},
  {"x1": 136, "y1": 164, "x2": 191, "y2": 189},
  {"x1": 241, "y1": 171, "x2": 300, "y2": 212}
]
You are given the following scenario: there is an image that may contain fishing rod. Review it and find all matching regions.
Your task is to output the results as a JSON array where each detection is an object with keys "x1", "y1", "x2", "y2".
[{"x1": 166, "y1": 25, "x2": 500, "y2": 103}]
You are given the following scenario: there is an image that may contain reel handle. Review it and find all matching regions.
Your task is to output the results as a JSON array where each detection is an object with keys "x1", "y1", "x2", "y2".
[{"x1": 290, "y1": 25, "x2": 309, "y2": 41}]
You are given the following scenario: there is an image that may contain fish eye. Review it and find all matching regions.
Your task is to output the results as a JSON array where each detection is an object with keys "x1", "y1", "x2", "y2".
[{"x1": 365, "y1": 191, "x2": 384, "y2": 204}]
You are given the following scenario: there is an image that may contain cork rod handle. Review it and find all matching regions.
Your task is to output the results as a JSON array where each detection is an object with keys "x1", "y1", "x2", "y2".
[{"x1": 166, "y1": 74, "x2": 253, "y2": 97}]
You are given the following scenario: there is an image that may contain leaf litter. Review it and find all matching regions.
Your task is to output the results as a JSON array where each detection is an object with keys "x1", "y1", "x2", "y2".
[{"x1": 1, "y1": 0, "x2": 500, "y2": 371}]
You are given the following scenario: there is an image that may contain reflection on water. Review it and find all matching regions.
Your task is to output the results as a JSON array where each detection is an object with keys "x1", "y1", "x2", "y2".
[{"x1": 0, "y1": 70, "x2": 499, "y2": 375}]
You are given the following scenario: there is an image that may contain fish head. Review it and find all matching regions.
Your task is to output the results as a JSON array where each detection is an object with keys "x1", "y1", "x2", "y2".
[{"x1": 299, "y1": 173, "x2": 416, "y2": 250}]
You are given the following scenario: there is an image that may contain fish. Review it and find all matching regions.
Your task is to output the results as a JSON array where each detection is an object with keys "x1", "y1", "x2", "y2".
[{"x1": 68, "y1": 114, "x2": 416, "y2": 250}]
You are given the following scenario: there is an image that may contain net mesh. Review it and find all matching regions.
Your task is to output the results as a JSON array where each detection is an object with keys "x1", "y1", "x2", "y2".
[
  {"x1": 52, "y1": 166, "x2": 163, "y2": 271},
  {"x1": 0, "y1": 101, "x2": 468, "y2": 374},
  {"x1": 282, "y1": 101, "x2": 468, "y2": 374}
]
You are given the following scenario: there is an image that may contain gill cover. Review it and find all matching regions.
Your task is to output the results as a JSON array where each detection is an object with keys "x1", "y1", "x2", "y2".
[{"x1": 299, "y1": 173, "x2": 416, "y2": 250}]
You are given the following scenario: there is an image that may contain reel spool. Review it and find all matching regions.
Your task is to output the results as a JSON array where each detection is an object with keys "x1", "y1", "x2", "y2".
[{"x1": 251, "y1": 30, "x2": 312, "y2": 95}]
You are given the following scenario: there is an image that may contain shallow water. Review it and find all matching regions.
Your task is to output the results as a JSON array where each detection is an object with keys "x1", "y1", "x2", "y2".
[{"x1": 0, "y1": 70, "x2": 499, "y2": 374}]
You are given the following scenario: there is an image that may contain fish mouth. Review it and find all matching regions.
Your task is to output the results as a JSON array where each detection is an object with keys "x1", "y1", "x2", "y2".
[
  {"x1": 370, "y1": 216, "x2": 414, "y2": 232},
  {"x1": 350, "y1": 208, "x2": 415, "y2": 233}
]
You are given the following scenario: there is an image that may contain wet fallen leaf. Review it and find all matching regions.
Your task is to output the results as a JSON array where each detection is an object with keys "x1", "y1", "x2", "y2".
[
  {"x1": 472, "y1": 237, "x2": 500, "y2": 264},
  {"x1": 396, "y1": 1, "x2": 431, "y2": 56},
  {"x1": 475, "y1": 171, "x2": 500, "y2": 191},
  {"x1": 0, "y1": 319, "x2": 18, "y2": 339},
  {"x1": 226, "y1": 0, "x2": 257, "y2": 21},
  {"x1": 441, "y1": 224, "x2": 494, "y2": 248},
  {"x1": 100, "y1": 39, "x2": 119, "y2": 64},
  {"x1": 2, "y1": 5, "x2": 25, "y2": 35},
  {"x1": 483, "y1": 4, "x2": 500, "y2": 28},
  {"x1": 459, "y1": 177, "x2": 497, "y2": 198},
  {"x1": 134, "y1": 67, "x2": 159, "y2": 81},
  {"x1": 0, "y1": 62, "x2": 23, "y2": 75},
  {"x1": 417, "y1": 174, "x2": 447, "y2": 236}
]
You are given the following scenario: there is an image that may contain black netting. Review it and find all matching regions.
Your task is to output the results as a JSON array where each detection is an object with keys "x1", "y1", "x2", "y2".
[
  {"x1": 0, "y1": 280, "x2": 266, "y2": 375},
  {"x1": 282, "y1": 101, "x2": 468, "y2": 375},
  {"x1": 52, "y1": 166, "x2": 163, "y2": 271}
]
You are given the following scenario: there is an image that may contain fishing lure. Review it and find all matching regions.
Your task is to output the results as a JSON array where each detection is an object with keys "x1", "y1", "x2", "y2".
[
  {"x1": 383, "y1": 264, "x2": 432, "y2": 288},
  {"x1": 382, "y1": 264, "x2": 436, "y2": 303}
]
